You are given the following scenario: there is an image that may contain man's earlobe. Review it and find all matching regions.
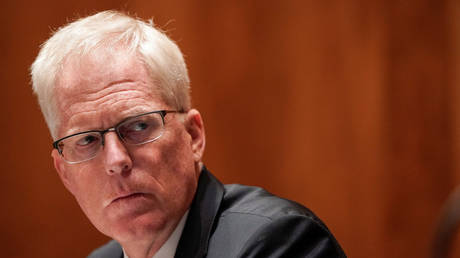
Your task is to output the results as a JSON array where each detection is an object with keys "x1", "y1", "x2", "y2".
[
  {"x1": 51, "y1": 149, "x2": 75, "y2": 195},
  {"x1": 185, "y1": 109, "x2": 206, "y2": 162}
]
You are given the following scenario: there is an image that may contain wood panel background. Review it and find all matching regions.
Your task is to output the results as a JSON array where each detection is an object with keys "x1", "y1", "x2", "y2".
[{"x1": 1, "y1": 1, "x2": 458, "y2": 257}]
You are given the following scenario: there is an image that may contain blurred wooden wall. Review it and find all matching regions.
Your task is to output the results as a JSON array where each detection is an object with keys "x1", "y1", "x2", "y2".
[{"x1": 1, "y1": 1, "x2": 458, "y2": 257}]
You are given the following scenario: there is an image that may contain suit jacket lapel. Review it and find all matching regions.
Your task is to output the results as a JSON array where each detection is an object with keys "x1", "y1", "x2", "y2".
[{"x1": 174, "y1": 167, "x2": 224, "y2": 258}]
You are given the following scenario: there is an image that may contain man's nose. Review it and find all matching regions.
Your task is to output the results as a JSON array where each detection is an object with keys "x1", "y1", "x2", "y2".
[{"x1": 102, "y1": 132, "x2": 133, "y2": 175}]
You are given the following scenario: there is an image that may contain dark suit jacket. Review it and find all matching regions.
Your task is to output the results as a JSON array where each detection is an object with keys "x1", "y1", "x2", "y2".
[{"x1": 88, "y1": 168, "x2": 346, "y2": 258}]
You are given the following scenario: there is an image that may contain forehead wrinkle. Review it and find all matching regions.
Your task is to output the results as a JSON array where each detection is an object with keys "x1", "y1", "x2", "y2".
[
  {"x1": 57, "y1": 52, "x2": 155, "y2": 109},
  {"x1": 65, "y1": 93, "x2": 155, "y2": 122},
  {"x1": 66, "y1": 88, "x2": 150, "y2": 110},
  {"x1": 60, "y1": 77, "x2": 154, "y2": 110}
]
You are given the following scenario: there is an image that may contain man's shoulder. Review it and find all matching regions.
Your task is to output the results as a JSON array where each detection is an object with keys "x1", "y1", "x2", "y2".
[
  {"x1": 221, "y1": 183, "x2": 317, "y2": 220},
  {"x1": 87, "y1": 240, "x2": 122, "y2": 258},
  {"x1": 206, "y1": 183, "x2": 346, "y2": 257}
]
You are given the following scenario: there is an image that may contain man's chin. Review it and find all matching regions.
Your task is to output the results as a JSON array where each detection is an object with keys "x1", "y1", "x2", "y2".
[{"x1": 100, "y1": 212, "x2": 169, "y2": 242}]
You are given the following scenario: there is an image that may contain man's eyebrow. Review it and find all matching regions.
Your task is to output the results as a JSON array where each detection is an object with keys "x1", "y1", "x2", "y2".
[
  {"x1": 122, "y1": 108, "x2": 155, "y2": 119},
  {"x1": 66, "y1": 108, "x2": 154, "y2": 134}
]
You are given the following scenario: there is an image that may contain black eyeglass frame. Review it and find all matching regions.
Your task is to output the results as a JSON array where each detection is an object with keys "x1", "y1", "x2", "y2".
[{"x1": 52, "y1": 110, "x2": 183, "y2": 155}]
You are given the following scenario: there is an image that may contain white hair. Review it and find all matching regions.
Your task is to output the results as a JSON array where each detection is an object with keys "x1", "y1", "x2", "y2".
[{"x1": 31, "y1": 10, "x2": 191, "y2": 140}]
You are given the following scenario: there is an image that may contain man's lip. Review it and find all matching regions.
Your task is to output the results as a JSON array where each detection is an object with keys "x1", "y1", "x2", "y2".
[{"x1": 110, "y1": 192, "x2": 145, "y2": 204}]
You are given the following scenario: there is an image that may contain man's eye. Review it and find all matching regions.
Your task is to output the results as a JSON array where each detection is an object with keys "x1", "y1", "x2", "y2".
[
  {"x1": 76, "y1": 135, "x2": 99, "y2": 146},
  {"x1": 132, "y1": 122, "x2": 149, "y2": 131}
]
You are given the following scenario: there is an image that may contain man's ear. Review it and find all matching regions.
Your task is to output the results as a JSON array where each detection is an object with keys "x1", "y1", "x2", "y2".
[
  {"x1": 52, "y1": 149, "x2": 75, "y2": 195},
  {"x1": 184, "y1": 109, "x2": 206, "y2": 162}
]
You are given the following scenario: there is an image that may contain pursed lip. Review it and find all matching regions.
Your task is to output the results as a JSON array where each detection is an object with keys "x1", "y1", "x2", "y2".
[{"x1": 107, "y1": 192, "x2": 146, "y2": 206}]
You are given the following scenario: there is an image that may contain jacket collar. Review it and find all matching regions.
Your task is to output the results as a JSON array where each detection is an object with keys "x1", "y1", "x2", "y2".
[{"x1": 174, "y1": 167, "x2": 224, "y2": 258}]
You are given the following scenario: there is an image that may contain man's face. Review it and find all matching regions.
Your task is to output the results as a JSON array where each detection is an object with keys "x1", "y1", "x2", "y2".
[{"x1": 51, "y1": 48, "x2": 205, "y2": 243}]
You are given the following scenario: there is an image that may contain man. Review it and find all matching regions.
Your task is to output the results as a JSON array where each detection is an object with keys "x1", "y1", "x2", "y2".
[{"x1": 31, "y1": 10, "x2": 346, "y2": 258}]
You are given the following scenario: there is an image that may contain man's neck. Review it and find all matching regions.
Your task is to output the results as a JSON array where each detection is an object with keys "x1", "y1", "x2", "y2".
[{"x1": 122, "y1": 211, "x2": 189, "y2": 258}]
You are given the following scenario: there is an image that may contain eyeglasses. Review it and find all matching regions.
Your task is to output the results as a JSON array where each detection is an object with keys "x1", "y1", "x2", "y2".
[{"x1": 53, "y1": 110, "x2": 183, "y2": 164}]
